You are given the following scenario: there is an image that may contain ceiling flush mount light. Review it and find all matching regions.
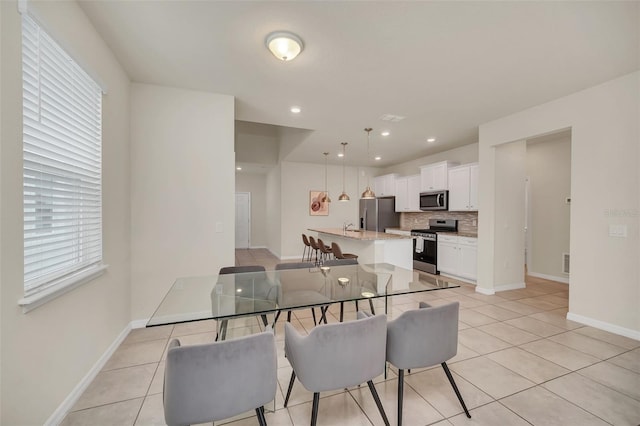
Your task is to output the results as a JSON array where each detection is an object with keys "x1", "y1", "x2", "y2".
[
  {"x1": 338, "y1": 142, "x2": 350, "y2": 201},
  {"x1": 265, "y1": 31, "x2": 304, "y2": 61},
  {"x1": 427, "y1": 137, "x2": 436, "y2": 143},
  {"x1": 290, "y1": 106, "x2": 301, "y2": 113},
  {"x1": 322, "y1": 152, "x2": 331, "y2": 203},
  {"x1": 361, "y1": 128, "x2": 376, "y2": 199}
]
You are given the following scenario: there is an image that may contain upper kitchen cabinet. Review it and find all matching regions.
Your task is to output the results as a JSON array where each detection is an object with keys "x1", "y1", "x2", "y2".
[
  {"x1": 420, "y1": 161, "x2": 458, "y2": 192},
  {"x1": 374, "y1": 173, "x2": 398, "y2": 197},
  {"x1": 448, "y1": 163, "x2": 479, "y2": 211},
  {"x1": 395, "y1": 174, "x2": 421, "y2": 212}
]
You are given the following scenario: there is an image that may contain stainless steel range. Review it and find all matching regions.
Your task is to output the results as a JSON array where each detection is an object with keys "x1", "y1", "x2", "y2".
[{"x1": 411, "y1": 219, "x2": 458, "y2": 274}]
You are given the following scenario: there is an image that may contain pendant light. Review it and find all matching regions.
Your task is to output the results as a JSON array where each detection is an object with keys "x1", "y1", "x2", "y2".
[
  {"x1": 338, "y1": 142, "x2": 350, "y2": 201},
  {"x1": 321, "y1": 152, "x2": 331, "y2": 203},
  {"x1": 361, "y1": 128, "x2": 376, "y2": 199}
]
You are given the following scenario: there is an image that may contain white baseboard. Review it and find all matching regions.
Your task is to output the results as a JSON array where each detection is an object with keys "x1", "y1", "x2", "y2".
[
  {"x1": 567, "y1": 312, "x2": 640, "y2": 341},
  {"x1": 45, "y1": 322, "x2": 133, "y2": 426},
  {"x1": 495, "y1": 282, "x2": 527, "y2": 292},
  {"x1": 527, "y1": 271, "x2": 569, "y2": 284},
  {"x1": 131, "y1": 318, "x2": 150, "y2": 329},
  {"x1": 279, "y1": 254, "x2": 302, "y2": 261},
  {"x1": 475, "y1": 286, "x2": 495, "y2": 295},
  {"x1": 249, "y1": 245, "x2": 267, "y2": 249}
]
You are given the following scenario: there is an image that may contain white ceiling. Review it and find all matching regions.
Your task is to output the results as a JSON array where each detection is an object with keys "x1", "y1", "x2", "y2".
[{"x1": 78, "y1": 1, "x2": 639, "y2": 167}]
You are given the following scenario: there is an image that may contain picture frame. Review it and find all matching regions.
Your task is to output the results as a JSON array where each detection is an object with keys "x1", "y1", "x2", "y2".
[{"x1": 309, "y1": 190, "x2": 329, "y2": 216}]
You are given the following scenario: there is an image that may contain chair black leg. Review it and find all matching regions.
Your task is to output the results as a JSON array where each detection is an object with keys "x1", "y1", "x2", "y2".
[
  {"x1": 273, "y1": 310, "x2": 281, "y2": 325},
  {"x1": 339, "y1": 302, "x2": 344, "y2": 322},
  {"x1": 284, "y1": 371, "x2": 296, "y2": 407},
  {"x1": 442, "y1": 362, "x2": 471, "y2": 418},
  {"x1": 255, "y1": 406, "x2": 267, "y2": 426},
  {"x1": 311, "y1": 308, "x2": 317, "y2": 326},
  {"x1": 367, "y1": 380, "x2": 390, "y2": 426},
  {"x1": 261, "y1": 314, "x2": 268, "y2": 327},
  {"x1": 287, "y1": 311, "x2": 292, "y2": 322},
  {"x1": 311, "y1": 392, "x2": 320, "y2": 426},
  {"x1": 368, "y1": 299, "x2": 376, "y2": 315},
  {"x1": 397, "y1": 369, "x2": 404, "y2": 426}
]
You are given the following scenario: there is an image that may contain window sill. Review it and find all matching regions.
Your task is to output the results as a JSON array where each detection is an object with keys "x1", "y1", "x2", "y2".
[{"x1": 18, "y1": 264, "x2": 108, "y2": 313}]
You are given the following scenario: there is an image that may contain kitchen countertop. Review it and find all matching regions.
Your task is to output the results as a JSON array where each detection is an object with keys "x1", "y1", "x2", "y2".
[
  {"x1": 309, "y1": 228, "x2": 412, "y2": 241},
  {"x1": 386, "y1": 227, "x2": 478, "y2": 238}
]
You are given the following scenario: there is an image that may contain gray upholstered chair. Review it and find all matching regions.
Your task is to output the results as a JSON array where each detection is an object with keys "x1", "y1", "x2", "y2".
[
  {"x1": 275, "y1": 262, "x2": 329, "y2": 326},
  {"x1": 386, "y1": 301, "x2": 470, "y2": 424},
  {"x1": 283, "y1": 313, "x2": 390, "y2": 426},
  {"x1": 322, "y1": 258, "x2": 362, "y2": 321},
  {"x1": 163, "y1": 330, "x2": 277, "y2": 426},
  {"x1": 217, "y1": 265, "x2": 272, "y2": 340}
]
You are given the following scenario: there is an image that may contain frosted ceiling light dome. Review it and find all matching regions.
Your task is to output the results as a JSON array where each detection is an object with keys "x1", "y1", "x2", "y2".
[{"x1": 265, "y1": 31, "x2": 304, "y2": 61}]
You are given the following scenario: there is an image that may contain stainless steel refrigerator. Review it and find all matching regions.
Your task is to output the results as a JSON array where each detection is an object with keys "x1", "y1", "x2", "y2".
[{"x1": 359, "y1": 197, "x2": 400, "y2": 232}]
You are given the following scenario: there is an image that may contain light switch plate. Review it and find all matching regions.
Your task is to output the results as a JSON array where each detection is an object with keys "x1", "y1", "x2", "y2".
[{"x1": 609, "y1": 224, "x2": 627, "y2": 237}]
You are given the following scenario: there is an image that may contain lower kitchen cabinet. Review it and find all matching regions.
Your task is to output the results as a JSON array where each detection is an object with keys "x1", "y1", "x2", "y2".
[{"x1": 437, "y1": 235, "x2": 477, "y2": 282}]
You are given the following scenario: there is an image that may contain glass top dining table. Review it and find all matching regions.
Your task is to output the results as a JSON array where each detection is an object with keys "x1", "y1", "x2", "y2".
[{"x1": 147, "y1": 263, "x2": 459, "y2": 328}]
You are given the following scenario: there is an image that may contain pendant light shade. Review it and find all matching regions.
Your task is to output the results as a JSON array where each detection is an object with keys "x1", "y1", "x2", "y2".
[
  {"x1": 339, "y1": 142, "x2": 350, "y2": 201},
  {"x1": 361, "y1": 128, "x2": 376, "y2": 199},
  {"x1": 322, "y1": 152, "x2": 331, "y2": 203}
]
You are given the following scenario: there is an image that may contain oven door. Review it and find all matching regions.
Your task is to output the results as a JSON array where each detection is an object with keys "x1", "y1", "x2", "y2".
[{"x1": 413, "y1": 235, "x2": 438, "y2": 268}]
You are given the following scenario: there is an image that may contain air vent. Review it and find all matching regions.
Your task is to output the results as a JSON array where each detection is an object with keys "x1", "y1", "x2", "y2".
[
  {"x1": 562, "y1": 253, "x2": 570, "y2": 274},
  {"x1": 379, "y1": 114, "x2": 406, "y2": 122}
]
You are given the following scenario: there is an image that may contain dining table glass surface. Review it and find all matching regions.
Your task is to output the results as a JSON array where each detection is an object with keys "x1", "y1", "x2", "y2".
[{"x1": 147, "y1": 263, "x2": 459, "y2": 327}]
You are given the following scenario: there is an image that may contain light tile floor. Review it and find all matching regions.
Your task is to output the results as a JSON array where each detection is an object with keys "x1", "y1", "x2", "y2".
[{"x1": 61, "y1": 249, "x2": 640, "y2": 425}]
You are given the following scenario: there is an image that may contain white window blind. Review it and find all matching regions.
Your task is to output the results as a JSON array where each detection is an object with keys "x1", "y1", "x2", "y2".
[{"x1": 22, "y1": 15, "x2": 103, "y2": 297}]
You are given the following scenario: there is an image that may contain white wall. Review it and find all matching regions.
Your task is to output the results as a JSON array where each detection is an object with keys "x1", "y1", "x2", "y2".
[
  {"x1": 266, "y1": 165, "x2": 282, "y2": 257},
  {"x1": 527, "y1": 134, "x2": 571, "y2": 280},
  {"x1": 493, "y1": 140, "x2": 527, "y2": 290},
  {"x1": 478, "y1": 71, "x2": 639, "y2": 337},
  {"x1": 235, "y1": 120, "x2": 279, "y2": 166},
  {"x1": 0, "y1": 1, "x2": 132, "y2": 424},
  {"x1": 380, "y1": 143, "x2": 478, "y2": 177},
  {"x1": 235, "y1": 173, "x2": 268, "y2": 247},
  {"x1": 130, "y1": 83, "x2": 235, "y2": 320}
]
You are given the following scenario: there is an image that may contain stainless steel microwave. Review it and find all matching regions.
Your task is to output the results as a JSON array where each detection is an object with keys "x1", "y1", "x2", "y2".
[{"x1": 419, "y1": 190, "x2": 448, "y2": 211}]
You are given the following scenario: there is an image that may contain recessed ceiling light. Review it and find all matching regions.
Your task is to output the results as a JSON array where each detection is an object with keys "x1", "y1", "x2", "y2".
[
  {"x1": 381, "y1": 131, "x2": 390, "y2": 137},
  {"x1": 338, "y1": 153, "x2": 344, "y2": 157},
  {"x1": 375, "y1": 156, "x2": 382, "y2": 161},
  {"x1": 427, "y1": 137, "x2": 436, "y2": 143},
  {"x1": 236, "y1": 167, "x2": 242, "y2": 170},
  {"x1": 290, "y1": 106, "x2": 301, "y2": 113}
]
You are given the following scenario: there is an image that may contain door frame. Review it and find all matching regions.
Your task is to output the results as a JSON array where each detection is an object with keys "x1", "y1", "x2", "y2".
[{"x1": 235, "y1": 192, "x2": 251, "y2": 249}]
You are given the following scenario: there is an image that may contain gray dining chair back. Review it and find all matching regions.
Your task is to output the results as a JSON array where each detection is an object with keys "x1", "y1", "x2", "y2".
[
  {"x1": 322, "y1": 258, "x2": 358, "y2": 266},
  {"x1": 275, "y1": 261, "x2": 325, "y2": 325},
  {"x1": 163, "y1": 330, "x2": 277, "y2": 426},
  {"x1": 283, "y1": 312, "x2": 390, "y2": 426},
  {"x1": 275, "y1": 262, "x2": 315, "y2": 270},
  {"x1": 217, "y1": 265, "x2": 271, "y2": 340},
  {"x1": 386, "y1": 301, "x2": 470, "y2": 424}
]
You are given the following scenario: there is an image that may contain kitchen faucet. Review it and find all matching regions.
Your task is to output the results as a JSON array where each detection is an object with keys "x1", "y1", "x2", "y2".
[{"x1": 343, "y1": 222, "x2": 354, "y2": 233}]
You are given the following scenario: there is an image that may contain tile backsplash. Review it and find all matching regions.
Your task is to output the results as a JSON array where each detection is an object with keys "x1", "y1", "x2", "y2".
[{"x1": 401, "y1": 211, "x2": 478, "y2": 233}]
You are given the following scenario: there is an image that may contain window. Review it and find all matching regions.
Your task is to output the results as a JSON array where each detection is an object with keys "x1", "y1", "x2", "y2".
[{"x1": 21, "y1": 15, "x2": 104, "y2": 303}]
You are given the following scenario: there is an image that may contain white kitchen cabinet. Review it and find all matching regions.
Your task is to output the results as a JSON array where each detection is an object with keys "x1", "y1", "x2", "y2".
[
  {"x1": 374, "y1": 173, "x2": 398, "y2": 197},
  {"x1": 437, "y1": 235, "x2": 477, "y2": 282},
  {"x1": 420, "y1": 161, "x2": 458, "y2": 192},
  {"x1": 394, "y1": 174, "x2": 421, "y2": 212},
  {"x1": 448, "y1": 163, "x2": 479, "y2": 211}
]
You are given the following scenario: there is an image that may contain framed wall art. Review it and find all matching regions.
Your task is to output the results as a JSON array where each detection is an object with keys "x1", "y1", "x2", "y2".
[{"x1": 309, "y1": 190, "x2": 329, "y2": 216}]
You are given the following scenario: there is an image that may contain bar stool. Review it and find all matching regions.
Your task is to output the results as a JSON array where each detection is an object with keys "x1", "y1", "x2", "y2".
[
  {"x1": 308, "y1": 236, "x2": 321, "y2": 264},
  {"x1": 330, "y1": 242, "x2": 358, "y2": 261},
  {"x1": 317, "y1": 238, "x2": 333, "y2": 263},
  {"x1": 301, "y1": 234, "x2": 312, "y2": 261}
]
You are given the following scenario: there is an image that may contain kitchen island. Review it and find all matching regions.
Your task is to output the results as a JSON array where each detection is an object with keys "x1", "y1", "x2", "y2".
[{"x1": 309, "y1": 228, "x2": 413, "y2": 270}]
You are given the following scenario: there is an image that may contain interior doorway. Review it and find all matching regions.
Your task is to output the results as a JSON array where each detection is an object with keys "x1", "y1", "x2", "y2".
[{"x1": 235, "y1": 192, "x2": 251, "y2": 249}]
